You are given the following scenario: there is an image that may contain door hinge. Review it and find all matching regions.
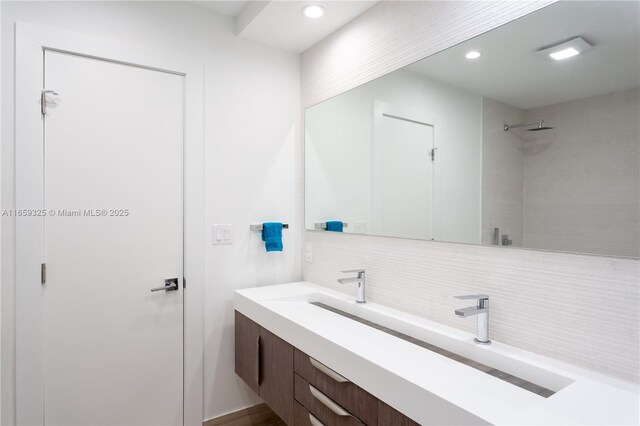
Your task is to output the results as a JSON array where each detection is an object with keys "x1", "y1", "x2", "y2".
[
  {"x1": 41, "y1": 263, "x2": 46, "y2": 285},
  {"x1": 41, "y1": 90, "x2": 61, "y2": 115},
  {"x1": 429, "y1": 148, "x2": 436, "y2": 161},
  {"x1": 183, "y1": 277, "x2": 186, "y2": 289}
]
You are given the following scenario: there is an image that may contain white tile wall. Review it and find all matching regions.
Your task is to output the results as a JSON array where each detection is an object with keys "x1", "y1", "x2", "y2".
[
  {"x1": 523, "y1": 88, "x2": 640, "y2": 257},
  {"x1": 301, "y1": 0, "x2": 639, "y2": 383},
  {"x1": 481, "y1": 97, "x2": 525, "y2": 247}
]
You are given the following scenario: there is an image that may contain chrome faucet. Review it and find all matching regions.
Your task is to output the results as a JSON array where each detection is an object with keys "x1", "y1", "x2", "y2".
[
  {"x1": 454, "y1": 294, "x2": 491, "y2": 345},
  {"x1": 337, "y1": 269, "x2": 366, "y2": 303}
]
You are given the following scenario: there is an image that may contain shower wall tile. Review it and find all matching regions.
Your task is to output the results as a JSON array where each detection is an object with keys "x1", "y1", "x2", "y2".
[
  {"x1": 523, "y1": 88, "x2": 640, "y2": 257},
  {"x1": 481, "y1": 98, "x2": 525, "y2": 247},
  {"x1": 300, "y1": 0, "x2": 640, "y2": 383}
]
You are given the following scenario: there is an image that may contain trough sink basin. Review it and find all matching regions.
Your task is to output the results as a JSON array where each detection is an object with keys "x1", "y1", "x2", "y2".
[{"x1": 278, "y1": 292, "x2": 574, "y2": 398}]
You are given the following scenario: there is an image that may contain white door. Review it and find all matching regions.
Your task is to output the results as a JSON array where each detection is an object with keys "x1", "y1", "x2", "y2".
[
  {"x1": 373, "y1": 103, "x2": 435, "y2": 240},
  {"x1": 43, "y1": 51, "x2": 184, "y2": 425}
]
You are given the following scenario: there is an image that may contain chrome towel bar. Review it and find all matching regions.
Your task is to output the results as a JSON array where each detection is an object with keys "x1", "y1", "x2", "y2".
[
  {"x1": 250, "y1": 223, "x2": 289, "y2": 231},
  {"x1": 314, "y1": 222, "x2": 349, "y2": 230}
]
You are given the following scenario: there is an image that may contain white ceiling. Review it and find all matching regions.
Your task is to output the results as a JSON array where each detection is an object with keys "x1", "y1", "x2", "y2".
[
  {"x1": 189, "y1": 0, "x2": 379, "y2": 53},
  {"x1": 189, "y1": 1, "x2": 249, "y2": 17},
  {"x1": 405, "y1": 1, "x2": 640, "y2": 110}
]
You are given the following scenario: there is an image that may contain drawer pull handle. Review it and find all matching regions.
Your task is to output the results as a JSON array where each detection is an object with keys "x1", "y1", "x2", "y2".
[
  {"x1": 309, "y1": 358, "x2": 348, "y2": 383},
  {"x1": 309, "y1": 384, "x2": 352, "y2": 417},
  {"x1": 308, "y1": 412, "x2": 324, "y2": 426},
  {"x1": 255, "y1": 335, "x2": 261, "y2": 386}
]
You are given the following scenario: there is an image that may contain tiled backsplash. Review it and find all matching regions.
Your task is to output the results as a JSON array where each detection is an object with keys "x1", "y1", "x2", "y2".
[{"x1": 300, "y1": 0, "x2": 639, "y2": 383}]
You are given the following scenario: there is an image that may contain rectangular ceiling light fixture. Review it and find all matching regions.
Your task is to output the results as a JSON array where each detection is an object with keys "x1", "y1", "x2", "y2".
[{"x1": 536, "y1": 37, "x2": 593, "y2": 61}]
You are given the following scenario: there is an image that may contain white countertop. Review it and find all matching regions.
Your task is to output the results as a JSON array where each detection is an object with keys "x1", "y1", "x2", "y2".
[{"x1": 234, "y1": 282, "x2": 639, "y2": 425}]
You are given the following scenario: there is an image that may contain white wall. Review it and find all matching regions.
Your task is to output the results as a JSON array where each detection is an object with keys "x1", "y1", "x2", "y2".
[
  {"x1": 0, "y1": 3, "x2": 3, "y2": 422},
  {"x1": 1, "y1": 1, "x2": 300, "y2": 424},
  {"x1": 523, "y1": 88, "x2": 639, "y2": 257},
  {"x1": 301, "y1": 0, "x2": 640, "y2": 384},
  {"x1": 306, "y1": 69, "x2": 482, "y2": 244},
  {"x1": 305, "y1": 89, "x2": 372, "y2": 230}
]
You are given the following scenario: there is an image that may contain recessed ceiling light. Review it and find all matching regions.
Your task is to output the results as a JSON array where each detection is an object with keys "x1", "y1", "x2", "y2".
[
  {"x1": 549, "y1": 47, "x2": 580, "y2": 60},
  {"x1": 536, "y1": 37, "x2": 593, "y2": 61},
  {"x1": 302, "y1": 5, "x2": 325, "y2": 19},
  {"x1": 465, "y1": 51, "x2": 481, "y2": 59}
]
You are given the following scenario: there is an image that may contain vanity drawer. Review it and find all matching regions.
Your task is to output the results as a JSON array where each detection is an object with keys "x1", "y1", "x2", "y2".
[
  {"x1": 294, "y1": 349, "x2": 378, "y2": 425},
  {"x1": 378, "y1": 401, "x2": 420, "y2": 426},
  {"x1": 295, "y1": 374, "x2": 364, "y2": 426},
  {"x1": 295, "y1": 400, "x2": 327, "y2": 426}
]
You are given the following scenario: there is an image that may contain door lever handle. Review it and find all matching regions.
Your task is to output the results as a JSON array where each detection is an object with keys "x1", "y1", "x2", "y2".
[{"x1": 151, "y1": 278, "x2": 179, "y2": 292}]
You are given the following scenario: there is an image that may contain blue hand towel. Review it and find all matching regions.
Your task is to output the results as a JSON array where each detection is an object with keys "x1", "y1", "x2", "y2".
[
  {"x1": 261, "y1": 222, "x2": 283, "y2": 252},
  {"x1": 325, "y1": 221, "x2": 343, "y2": 232}
]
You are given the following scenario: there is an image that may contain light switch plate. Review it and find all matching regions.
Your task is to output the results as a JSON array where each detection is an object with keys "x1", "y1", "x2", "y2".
[
  {"x1": 305, "y1": 242, "x2": 313, "y2": 263},
  {"x1": 212, "y1": 224, "x2": 232, "y2": 245}
]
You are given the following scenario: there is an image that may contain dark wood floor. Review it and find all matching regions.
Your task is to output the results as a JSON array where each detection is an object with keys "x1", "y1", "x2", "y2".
[{"x1": 203, "y1": 403, "x2": 285, "y2": 426}]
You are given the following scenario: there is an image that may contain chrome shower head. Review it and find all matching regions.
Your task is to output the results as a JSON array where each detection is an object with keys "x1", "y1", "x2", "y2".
[
  {"x1": 528, "y1": 121, "x2": 553, "y2": 131},
  {"x1": 504, "y1": 120, "x2": 553, "y2": 132}
]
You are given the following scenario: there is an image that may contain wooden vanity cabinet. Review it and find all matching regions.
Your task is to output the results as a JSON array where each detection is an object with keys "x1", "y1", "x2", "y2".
[
  {"x1": 234, "y1": 311, "x2": 260, "y2": 394},
  {"x1": 378, "y1": 402, "x2": 420, "y2": 426},
  {"x1": 235, "y1": 310, "x2": 419, "y2": 426},
  {"x1": 294, "y1": 348, "x2": 377, "y2": 425},
  {"x1": 259, "y1": 327, "x2": 294, "y2": 424},
  {"x1": 295, "y1": 374, "x2": 364, "y2": 426},
  {"x1": 294, "y1": 400, "x2": 325, "y2": 426},
  {"x1": 234, "y1": 311, "x2": 294, "y2": 425}
]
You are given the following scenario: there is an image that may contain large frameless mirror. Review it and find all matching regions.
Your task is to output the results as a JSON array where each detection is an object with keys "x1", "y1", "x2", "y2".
[{"x1": 304, "y1": 0, "x2": 639, "y2": 258}]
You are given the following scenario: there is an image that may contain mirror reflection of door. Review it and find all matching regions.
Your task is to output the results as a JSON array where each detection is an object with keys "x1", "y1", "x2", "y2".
[{"x1": 373, "y1": 101, "x2": 435, "y2": 240}]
